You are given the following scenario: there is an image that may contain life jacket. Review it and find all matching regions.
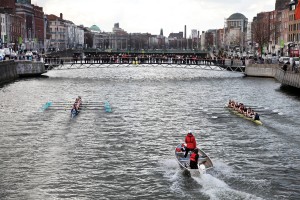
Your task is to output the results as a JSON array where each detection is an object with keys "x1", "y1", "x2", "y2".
[
  {"x1": 190, "y1": 152, "x2": 197, "y2": 162},
  {"x1": 185, "y1": 134, "x2": 196, "y2": 149}
]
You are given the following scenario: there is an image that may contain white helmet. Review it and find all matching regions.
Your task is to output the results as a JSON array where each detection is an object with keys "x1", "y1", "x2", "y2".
[{"x1": 188, "y1": 130, "x2": 192, "y2": 134}]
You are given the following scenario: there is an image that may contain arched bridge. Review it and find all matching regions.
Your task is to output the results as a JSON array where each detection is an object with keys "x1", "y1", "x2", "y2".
[{"x1": 44, "y1": 54, "x2": 245, "y2": 73}]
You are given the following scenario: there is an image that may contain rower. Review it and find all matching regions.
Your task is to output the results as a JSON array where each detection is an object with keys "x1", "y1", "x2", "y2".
[{"x1": 254, "y1": 112, "x2": 260, "y2": 120}]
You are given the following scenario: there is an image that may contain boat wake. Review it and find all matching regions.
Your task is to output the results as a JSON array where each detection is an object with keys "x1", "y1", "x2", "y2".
[
  {"x1": 193, "y1": 174, "x2": 264, "y2": 200},
  {"x1": 160, "y1": 159, "x2": 264, "y2": 200}
]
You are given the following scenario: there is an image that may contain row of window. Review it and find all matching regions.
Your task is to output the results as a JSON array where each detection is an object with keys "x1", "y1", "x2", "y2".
[
  {"x1": 289, "y1": 23, "x2": 300, "y2": 31},
  {"x1": 51, "y1": 27, "x2": 65, "y2": 32},
  {"x1": 289, "y1": 33, "x2": 300, "y2": 42}
]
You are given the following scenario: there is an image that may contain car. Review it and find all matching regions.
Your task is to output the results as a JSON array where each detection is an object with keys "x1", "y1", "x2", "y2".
[
  {"x1": 10, "y1": 50, "x2": 17, "y2": 59},
  {"x1": 25, "y1": 51, "x2": 33, "y2": 56},
  {"x1": 3, "y1": 48, "x2": 12, "y2": 59},
  {"x1": 291, "y1": 57, "x2": 299, "y2": 65},
  {"x1": 0, "y1": 49, "x2": 6, "y2": 61},
  {"x1": 279, "y1": 57, "x2": 290, "y2": 64}
]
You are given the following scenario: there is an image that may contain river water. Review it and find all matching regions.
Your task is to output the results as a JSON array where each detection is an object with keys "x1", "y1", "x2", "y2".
[{"x1": 0, "y1": 66, "x2": 299, "y2": 200}]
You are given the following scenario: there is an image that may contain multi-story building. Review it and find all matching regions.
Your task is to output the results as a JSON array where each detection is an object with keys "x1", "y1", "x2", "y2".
[
  {"x1": 0, "y1": 13, "x2": 6, "y2": 47},
  {"x1": 201, "y1": 29, "x2": 216, "y2": 51},
  {"x1": 288, "y1": 0, "x2": 300, "y2": 56},
  {"x1": 46, "y1": 13, "x2": 84, "y2": 51},
  {"x1": 216, "y1": 28, "x2": 224, "y2": 50},
  {"x1": 15, "y1": 1, "x2": 35, "y2": 50},
  {"x1": 168, "y1": 32, "x2": 184, "y2": 49},
  {"x1": 46, "y1": 14, "x2": 66, "y2": 51},
  {"x1": 224, "y1": 13, "x2": 248, "y2": 51},
  {"x1": 33, "y1": 5, "x2": 44, "y2": 50}
]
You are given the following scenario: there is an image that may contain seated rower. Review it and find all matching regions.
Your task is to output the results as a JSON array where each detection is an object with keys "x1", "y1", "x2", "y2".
[
  {"x1": 71, "y1": 103, "x2": 78, "y2": 113},
  {"x1": 238, "y1": 103, "x2": 244, "y2": 113},
  {"x1": 253, "y1": 112, "x2": 260, "y2": 120},
  {"x1": 234, "y1": 102, "x2": 239, "y2": 110},
  {"x1": 228, "y1": 100, "x2": 232, "y2": 107},
  {"x1": 246, "y1": 108, "x2": 252, "y2": 118},
  {"x1": 229, "y1": 100, "x2": 234, "y2": 108},
  {"x1": 242, "y1": 107, "x2": 247, "y2": 116}
]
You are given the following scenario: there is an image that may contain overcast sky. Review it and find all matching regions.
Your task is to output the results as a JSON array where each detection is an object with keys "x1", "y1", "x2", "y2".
[{"x1": 31, "y1": 0, "x2": 275, "y2": 36}]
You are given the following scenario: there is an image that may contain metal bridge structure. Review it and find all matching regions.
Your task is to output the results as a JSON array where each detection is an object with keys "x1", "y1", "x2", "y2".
[{"x1": 44, "y1": 56, "x2": 246, "y2": 73}]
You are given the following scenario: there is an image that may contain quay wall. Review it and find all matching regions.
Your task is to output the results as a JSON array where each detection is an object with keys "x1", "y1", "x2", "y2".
[
  {"x1": 275, "y1": 69, "x2": 300, "y2": 88},
  {"x1": 0, "y1": 61, "x2": 18, "y2": 84},
  {"x1": 245, "y1": 63, "x2": 300, "y2": 89},
  {"x1": 245, "y1": 64, "x2": 278, "y2": 78},
  {"x1": 0, "y1": 61, "x2": 45, "y2": 84},
  {"x1": 15, "y1": 61, "x2": 45, "y2": 77}
]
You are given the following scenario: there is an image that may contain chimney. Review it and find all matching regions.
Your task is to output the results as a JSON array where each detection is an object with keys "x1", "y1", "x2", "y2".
[
  {"x1": 60, "y1": 13, "x2": 63, "y2": 20},
  {"x1": 184, "y1": 25, "x2": 187, "y2": 39}
]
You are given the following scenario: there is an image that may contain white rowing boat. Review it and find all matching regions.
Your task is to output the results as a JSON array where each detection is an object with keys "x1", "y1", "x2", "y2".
[{"x1": 175, "y1": 143, "x2": 213, "y2": 176}]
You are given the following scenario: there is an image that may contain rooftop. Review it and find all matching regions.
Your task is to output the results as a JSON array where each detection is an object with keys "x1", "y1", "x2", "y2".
[{"x1": 228, "y1": 13, "x2": 247, "y2": 20}]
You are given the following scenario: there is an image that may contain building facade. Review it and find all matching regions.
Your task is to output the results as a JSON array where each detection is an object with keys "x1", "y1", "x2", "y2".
[{"x1": 224, "y1": 13, "x2": 248, "y2": 51}]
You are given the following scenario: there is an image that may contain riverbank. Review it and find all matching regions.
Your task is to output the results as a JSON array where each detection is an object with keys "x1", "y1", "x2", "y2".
[
  {"x1": 245, "y1": 63, "x2": 300, "y2": 89},
  {"x1": 0, "y1": 61, "x2": 45, "y2": 84}
]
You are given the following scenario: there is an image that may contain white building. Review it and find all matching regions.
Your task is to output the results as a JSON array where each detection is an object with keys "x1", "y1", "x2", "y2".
[
  {"x1": 224, "y1": 13, "x2": 248, "y2": 51},
  {"x1": 47, "y1": 14, "x2": 84, "y2": 51},
  {"x1": 1, "y1": 13, "x2": 7, "y2": 47}
]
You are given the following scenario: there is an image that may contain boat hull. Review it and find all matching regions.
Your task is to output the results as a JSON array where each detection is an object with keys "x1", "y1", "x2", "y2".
[
  {"x1": 175, "y1": 144, "x2": 213, "y2": 175},
  {"x1": 226, "y1": 104, "x2": 263, "y2": 125}
]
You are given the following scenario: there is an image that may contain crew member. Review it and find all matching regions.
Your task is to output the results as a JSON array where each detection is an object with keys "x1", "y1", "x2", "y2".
[
  {"x1": 184, "y1": 130, "x2": 197, "y2": 158},
  {"x1": 190, "y1": 148, "x2": 199, "y2": 169},
  {"x1": 254, "y1": 112, "x2": 260, "y2": 120}
]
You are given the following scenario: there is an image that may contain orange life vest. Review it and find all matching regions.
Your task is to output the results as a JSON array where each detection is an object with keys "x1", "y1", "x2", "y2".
[{"x1": 190, "y1": 152, "x2": 198, "y2": 162}]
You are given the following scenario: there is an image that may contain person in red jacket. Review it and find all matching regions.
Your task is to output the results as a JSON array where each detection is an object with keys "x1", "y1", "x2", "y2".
[
  {"x1": 184, "y1": 130, "x2": 197, "y2": 158},
  {"x1": 190, "y1": 148, "x2": 199, "y2": 169}
]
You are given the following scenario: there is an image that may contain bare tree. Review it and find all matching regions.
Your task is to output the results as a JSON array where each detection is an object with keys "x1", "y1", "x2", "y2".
[{"x1": 252, "y1": 14, "x2": 270, "y2": 56}]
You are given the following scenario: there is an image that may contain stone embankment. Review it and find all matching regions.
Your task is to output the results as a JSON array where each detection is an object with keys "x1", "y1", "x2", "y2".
[
  {"x1": 245, "y1": 63, "x2": 300, "y2": 89},
  {"x1": 0, "y1": 61, "x2": 45, "y2": 84}
]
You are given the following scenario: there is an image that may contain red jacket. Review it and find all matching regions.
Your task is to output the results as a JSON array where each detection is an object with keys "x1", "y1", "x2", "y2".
[{"x1": 185, "y1": 133, "x2": 196, "y2": 149}]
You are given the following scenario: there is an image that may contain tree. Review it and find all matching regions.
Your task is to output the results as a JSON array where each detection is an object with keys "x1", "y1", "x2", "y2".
[{"x1": 252, "y1": 14, "x2": 270, "y2": 56}]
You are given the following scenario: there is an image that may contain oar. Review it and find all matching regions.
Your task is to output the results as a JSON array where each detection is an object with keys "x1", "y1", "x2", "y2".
[
  {"x1": 211, "y1": 112, "x2": 282, "y2": 119},
  {"x1": 211, "y1": 116, "x2": 237, "y2": 119},
  {"x1": 104, "y1": 101, "x2": 112, "y2": 113}
]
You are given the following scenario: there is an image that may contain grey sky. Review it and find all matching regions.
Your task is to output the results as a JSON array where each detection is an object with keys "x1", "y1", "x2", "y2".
[{"x1": 32, "y1": 0, "x2": 275, "y2": 36}]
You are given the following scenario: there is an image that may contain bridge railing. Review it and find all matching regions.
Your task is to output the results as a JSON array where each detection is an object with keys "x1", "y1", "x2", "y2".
[{"x1": 44, "y1": 56, "x2": 244, "y2": 67}]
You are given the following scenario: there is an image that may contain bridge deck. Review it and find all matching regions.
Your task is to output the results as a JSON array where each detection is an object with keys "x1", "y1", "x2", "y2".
[{"x1": 44, "y1": 57, "x2": 245, "y2": 73}]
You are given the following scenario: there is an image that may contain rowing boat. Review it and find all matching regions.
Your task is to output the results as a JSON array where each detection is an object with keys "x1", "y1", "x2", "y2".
[
  {"x1": 71, "y1": 97, "x2": 82, "y2": 118},
  {"x1": 226, "y1": 104, "x2": 263, "y2": 125},
  {"x1": 175, "y1": 143, "x2": 213, "y2": 176}
]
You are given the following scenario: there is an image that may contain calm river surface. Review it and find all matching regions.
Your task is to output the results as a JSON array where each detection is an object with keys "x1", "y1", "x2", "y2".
[{"x1": 0, "y1": 66, "x2": 300, "y2": 200}]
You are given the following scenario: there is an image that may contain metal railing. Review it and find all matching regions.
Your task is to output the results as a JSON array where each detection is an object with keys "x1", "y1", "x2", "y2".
[{"x1": 44, "y1": 57, "x2": 245, "y2": 72}]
